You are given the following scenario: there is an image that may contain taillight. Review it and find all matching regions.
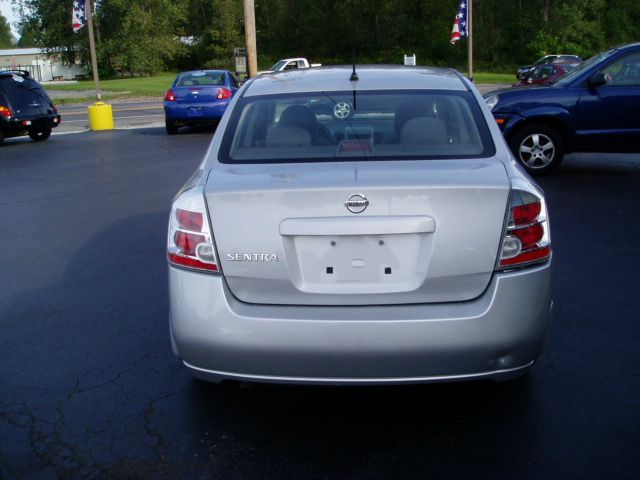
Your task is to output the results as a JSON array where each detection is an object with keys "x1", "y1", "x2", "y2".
[
  {"x1": 53, "y1": 106, "x2": 58, "y2": 114},
  {"x1": 497, "y1": 181, "x2": 551, "y2": 270},
  {"x1": 168, "y1": 184, "x2": 218, "y2": 273},
  {"x1": 0, "y1": 106, "x2": 12, "y2": 119},
  {"x1": 164, "y1": 89, "x2": 176, "y2": 102},
  {"x1": 216, "y1": 88, "x2": 232, "y2": 100}
]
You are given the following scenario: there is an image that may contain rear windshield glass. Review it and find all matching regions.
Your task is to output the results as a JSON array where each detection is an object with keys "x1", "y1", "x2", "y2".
[
  {"x1": 0, "y1": 74, "x2": 44, "y2": 93},
  {"x1": 219, "y1": 90, "x2": 495, "y2": 163},
  {"x1": 175, "y1": 72, "x2": 225, "y2": 87}
]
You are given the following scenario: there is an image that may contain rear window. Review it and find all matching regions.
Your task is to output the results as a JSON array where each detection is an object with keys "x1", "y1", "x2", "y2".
[
  {"x1": 219, "y1": 90, "x2": 495, "y2": 163},
  {"x1": 175, "y1": 72, "x2": 225, "y2": 87},
  {"x1": 0, "y1": 74, "x2": 44, "y2": 94}
]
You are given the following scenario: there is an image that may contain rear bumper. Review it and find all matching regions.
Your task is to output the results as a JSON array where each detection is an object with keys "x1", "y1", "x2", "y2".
[
  {"x1": 169, "y1": 263, "x2": 552, "y2": 385},
  {"x1": 164, "y1": 102, "x2": 228, "y2": 123},
  {"x1": 1, "y1": 114, "x2": 61, "y2": 136}
]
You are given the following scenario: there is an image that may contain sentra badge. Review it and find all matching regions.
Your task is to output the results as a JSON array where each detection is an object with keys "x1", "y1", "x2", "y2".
[{"x1": 227, "y1": 253, "x2": 279, "y2": 262}]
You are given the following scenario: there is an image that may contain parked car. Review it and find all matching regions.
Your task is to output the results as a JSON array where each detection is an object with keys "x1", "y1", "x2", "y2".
[
  {"x1": 257, "y1": 57, "x2": 322, "y2": 75},
  {"x1": 485, "y1": 42, "x2": 640, "y2": 174},
  {"x1": 0, "y1": 70, "x2": 61, "y2": 146},
  {"x1": 167, "y1": 65, "x2": 552, "y2": 386},
  {"x1": 163, "y1": 70, "x2": 240, "y2": 135},
  {"x1": 512, "y1": 63, "x2": 578, "y2": 87},
  {"x1": 516, "y1": 55, "x2": 583, "y2": 80}
]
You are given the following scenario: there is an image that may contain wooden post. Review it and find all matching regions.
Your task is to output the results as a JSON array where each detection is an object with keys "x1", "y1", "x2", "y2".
[
  {"x1": 243, "y1": 0, "x2": 258, "y2": 78},
  {"x1": 467, "y1": 0, "x2": 473, "y2": 82},
  {"x1": 85, "y1": 0, "x2": 101, "y2": 100}
]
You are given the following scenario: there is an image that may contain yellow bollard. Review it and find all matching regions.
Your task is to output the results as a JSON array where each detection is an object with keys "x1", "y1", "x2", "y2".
[{"x1": 88, "y1": 102, "x2": 114, "y2": 131}]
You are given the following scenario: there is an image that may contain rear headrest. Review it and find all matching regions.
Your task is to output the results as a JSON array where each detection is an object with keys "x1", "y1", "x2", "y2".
[
  {"x1": 278, "y1": 105, "x2": 318, "y2": 136},
  {"x1": 266, "y1": 126, "x2": 311, "y2": 147},
  {"x1": 400, "y1": 117, "x2": 449, "y2": 145},
  {"x1": 394, "y1": 102, "x2": 434, "y2": 137}
]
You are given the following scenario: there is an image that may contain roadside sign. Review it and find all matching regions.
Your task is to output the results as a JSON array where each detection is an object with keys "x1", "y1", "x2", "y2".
[{"x1": 234, "y1": 47, "x2": 248, "y2": 75}]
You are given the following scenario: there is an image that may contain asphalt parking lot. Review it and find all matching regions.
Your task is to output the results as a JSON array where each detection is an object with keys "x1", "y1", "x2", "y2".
[{"x1": 1, "y1": 128, "x2": 639, "y2": 479}]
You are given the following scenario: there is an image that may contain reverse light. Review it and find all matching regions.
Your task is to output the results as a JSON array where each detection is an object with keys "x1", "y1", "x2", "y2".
[
  {"x1": 168, "y1": 185, "x2": 218, "y2": 273},
  {"x1": 0, "y1": 106, "x2": 12, "y2": 119},
  {"x1": 497, "y1": 181, "x2": 551, "y2": 270},
  {"x1": 164, "y1": 89, "x2": 176, "y2": 102},
  {"x1": 217, "y1": 87, "x2": 232, "y2": 100}
]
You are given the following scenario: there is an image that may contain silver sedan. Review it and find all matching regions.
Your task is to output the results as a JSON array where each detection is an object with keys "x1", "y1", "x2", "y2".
[{"x1": 167, "y1": 66, "x2": 552, "y2": 385}]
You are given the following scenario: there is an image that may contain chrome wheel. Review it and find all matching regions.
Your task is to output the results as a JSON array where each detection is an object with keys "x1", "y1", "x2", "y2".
[{"x1": 518, "y1": 133, "x2": 555, "y2": 169}]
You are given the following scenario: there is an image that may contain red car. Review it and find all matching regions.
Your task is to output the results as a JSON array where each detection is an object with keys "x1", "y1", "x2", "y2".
[{"x1": 512, "y1": 63, "x2": 578, "y2": 87}]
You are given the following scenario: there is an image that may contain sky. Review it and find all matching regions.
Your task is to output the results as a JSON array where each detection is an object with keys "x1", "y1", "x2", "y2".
[{"x1": 0, "y1": 0, "x2": 19, "y2": 39}]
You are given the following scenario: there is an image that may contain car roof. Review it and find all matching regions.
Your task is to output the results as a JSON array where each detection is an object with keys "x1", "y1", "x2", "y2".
[
  {"x1": 0, "y1": 70, "x2": 30, "y2": 78},
  {"x1": 244, "y1": 66, "x2": 468, "y2": 97},
  {"x1": 179, "y1": 70, "x2": 229, "y2": 75}
]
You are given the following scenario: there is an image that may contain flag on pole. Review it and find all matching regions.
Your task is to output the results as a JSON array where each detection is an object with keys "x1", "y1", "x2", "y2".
[
  {"x1": 72, "y1": 0, "x2": 87, "y2": 33},
  {"x1": 450, "y1": 2, "x2": 468, "y2": 44}
]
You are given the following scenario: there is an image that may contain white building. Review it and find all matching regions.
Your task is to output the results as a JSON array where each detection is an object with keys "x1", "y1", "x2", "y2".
[{"x1": 0, "y1": 48, "x2": 87, "y2": 82}]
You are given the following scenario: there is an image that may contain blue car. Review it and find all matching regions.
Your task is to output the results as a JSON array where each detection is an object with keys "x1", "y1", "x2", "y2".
[
  {"x1": 484, "y1": 42, "x2": 640, "y2": 174},
  {"x1": 164, "y1": 70, "x2": 240, "y2": 135}
]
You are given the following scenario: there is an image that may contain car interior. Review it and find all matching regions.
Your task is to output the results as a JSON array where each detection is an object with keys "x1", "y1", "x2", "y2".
[{"x1": 227, "y1": 92, "x2": 489, "y2": 161}]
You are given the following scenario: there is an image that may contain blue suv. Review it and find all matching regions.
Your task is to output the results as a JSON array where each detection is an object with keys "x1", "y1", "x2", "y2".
[{"x1": 484, "y1": 43, "x2": 640, "y2": 174}]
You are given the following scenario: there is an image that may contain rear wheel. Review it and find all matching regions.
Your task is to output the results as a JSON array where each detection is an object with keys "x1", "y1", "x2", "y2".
[
  {"x1": 165, "y1": 120, "x2": 179, "y2": 135},
  {"x1": 0, "y1": 128, "x2": 4, "y2": 146},
  {"x1": 29, "y1": 127, "x2": 51, "y2": 142},
  {"x1": 509, "y1": 124, "x2": 564, "y2": 175}
]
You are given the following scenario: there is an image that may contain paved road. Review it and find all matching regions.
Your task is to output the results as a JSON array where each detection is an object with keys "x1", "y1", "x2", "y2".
[{"x1": 1, "y1": 130, "x2": 638, "y2": 479}]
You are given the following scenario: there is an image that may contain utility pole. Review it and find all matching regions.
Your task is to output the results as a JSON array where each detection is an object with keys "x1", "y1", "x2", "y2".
[
  {"x1": 243, "y1": 0, "x2": 258, "y2": 77},
  {"x1": 85, "y1": 0, "x2": 101, "y2": 100},
  {"x1": 467, "y1": 0, "x2": 473, "y2": 82}
]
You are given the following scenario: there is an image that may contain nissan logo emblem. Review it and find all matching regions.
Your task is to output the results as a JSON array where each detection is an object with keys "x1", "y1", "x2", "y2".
[{"x1": 345, "y1": 193, "x2": 369, "y2": 214}]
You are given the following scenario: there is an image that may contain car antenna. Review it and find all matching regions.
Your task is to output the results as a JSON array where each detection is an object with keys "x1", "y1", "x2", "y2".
[{"x1": 350, "y1": 48, "x2": 359, "y2": 81}]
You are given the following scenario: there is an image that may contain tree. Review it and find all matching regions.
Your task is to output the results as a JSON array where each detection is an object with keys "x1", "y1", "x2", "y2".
[
  {"x1": 0, "y1": 13, "x2": 14, "y2": 47},
  {"x1": 12, "y1": 0, "x2": 84, "y2": 65},
  {"x1": 97, "y1": 0, "x2": 188, "y2": 75}
]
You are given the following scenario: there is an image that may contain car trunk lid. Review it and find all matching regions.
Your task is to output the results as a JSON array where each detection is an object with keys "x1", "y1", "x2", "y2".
[{"x1": 206, "y1": 159, "x2": 510, "y2": 306}]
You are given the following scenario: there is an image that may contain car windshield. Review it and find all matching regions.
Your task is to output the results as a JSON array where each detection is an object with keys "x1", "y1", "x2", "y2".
[
  {"x1": 534, "y1": 56, "x2": 553, "y2": 66},
  {"x1": 220, "y1": 90, "x2": 495, "y2": 163},
  {"x1": 269, "y1": 60, "x2": 287, "y2": 71},
  {"x1": 553, "y1": 49, "x2": 617, "y2": 86},
  {"x1": 175, "y1": 72, "x2": 225, "y2": 86}
]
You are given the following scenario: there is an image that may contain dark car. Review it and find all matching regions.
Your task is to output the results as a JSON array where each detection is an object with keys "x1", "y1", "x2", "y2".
[
  {"x1": 484, "y1": 43, "x2": 640, "y2": 174},
  {"x1": 0, "y1": 70, "x2": 61, "y2": 146},
  {"x1": 512, "y1": 63, "x2": 578, "y2": 87},
  {"x1": 163, "y1": 70, "x2": 240, "y2": 135},
  {"x1": 516, "y1": 55, "x2": 583, "y2": 80}
]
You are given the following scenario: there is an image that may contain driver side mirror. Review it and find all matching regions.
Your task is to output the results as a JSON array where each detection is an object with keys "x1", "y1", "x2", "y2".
[{"x1": 587, "y1": 72, "x2": 607, "y2": 88}]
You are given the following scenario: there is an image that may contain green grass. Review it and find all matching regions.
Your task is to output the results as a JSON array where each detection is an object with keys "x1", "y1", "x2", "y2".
[
  {"x1": 47, "y1": 73, "x2": 176, "y2": 104},
  {"x1": 472, "y1": 72, "x2": 514, "y2": 84}
]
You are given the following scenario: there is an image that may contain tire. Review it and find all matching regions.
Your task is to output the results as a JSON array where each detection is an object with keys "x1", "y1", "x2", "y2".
[
  {"x1": 0, "y1": 128, "x2": 4, "y2": 146},
  {"x1": 165, "y1": 119, "x2": 179, "y2": 135},
  {"x1": 509, "y1": 124, "x2": 564, "y2": 175},
  {"x1": 28, "y1": 127, "x2": 51, "y2": 142}
]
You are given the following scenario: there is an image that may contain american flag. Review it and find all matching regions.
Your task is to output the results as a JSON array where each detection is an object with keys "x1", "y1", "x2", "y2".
[
  {"x1": 72, "y1": 0, "x2": 87, "y2": 33},
  {"x1": 450, "y1": 2, "x2": 468, "y2": 44}
]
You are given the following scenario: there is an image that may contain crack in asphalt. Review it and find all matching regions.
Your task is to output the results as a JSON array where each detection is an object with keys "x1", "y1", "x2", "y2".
[{"x1": 0, "y1": 350, "x2": 182, "y2": 478}]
